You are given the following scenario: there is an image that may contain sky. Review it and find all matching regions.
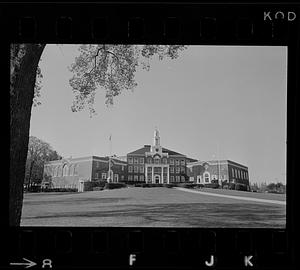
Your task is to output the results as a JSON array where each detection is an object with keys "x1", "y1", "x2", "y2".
[{"x1": 30, "y1": 45, "x2": 287, "y2": 184}]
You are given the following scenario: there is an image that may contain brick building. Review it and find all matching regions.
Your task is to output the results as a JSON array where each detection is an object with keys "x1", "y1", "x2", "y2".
[
  {"x1": 187, "y1": 160, "x2": 250, "y2": 190},
  {"x1": 43, "y1": 156, "x2": 127, "y2": 189},
  {"x1": 127, "y1": 129, "x2": 197, "y2": 184}
]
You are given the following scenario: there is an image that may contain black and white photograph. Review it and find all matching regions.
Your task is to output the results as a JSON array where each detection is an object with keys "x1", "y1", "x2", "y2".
[{"x1": 11, "y1": 44, "x2": 287, "y2": 227}]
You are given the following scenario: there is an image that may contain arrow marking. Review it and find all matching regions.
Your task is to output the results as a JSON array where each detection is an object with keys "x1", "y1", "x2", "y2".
[{"x1": 10, "y1": 258, "x2": 37, "y2": 268}]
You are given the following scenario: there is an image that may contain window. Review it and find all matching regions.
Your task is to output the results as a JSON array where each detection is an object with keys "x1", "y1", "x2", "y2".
[
  {"x1": 102, "y1": 173, "x2": 107, "y2": 179},
  {"x1": 154, "y1": 158, "x2": 160, "y2": 164},
  {"x1": 147, "y1": 157, "x2": 152, "y2": 164},
  {"x1": 128, "y1": 157, "x2": 133, "y2": 164},
  {"x1": 181, "y1": 176, "x2": 185, "y2": 182},
  {"x1": 170, "y1": 159, "x2": 174, "y2": 165},
  {"x1": 140, "y1": 158, "x2": 144, "y2": 164},
  {"x1": 63, "y1": 165, "x2": 68, "y2": 176},
  {"x1": 114, "y1": 174, "x2": 118, "y2": 182},
  {"x1": 162, "y1": 158, "x2": 167, "y2": 164},
  {"x1": 134, "y1": 166, "x2": 138, "y2": 173},
  {"x1": 163, "y1": 167, "x2": 167, "y2": 173},
  {"x1": 73, "y1": 164, "x2": 78, "y2": 176},
  {"x1": 140, "y1": 166, "x2": 144, "y2": 173},
  {"x1": 95, "y1": 172, "x2": 99, "y2": 179},
  {"x1": 176, "y1": 176, "x2": 180, "y2": 182},
  {"x1": 245, "y1": 172, "x2": 248, "y2": 179},
  {"x1": 69, "y1": 164, "x2": 74, "y2": 176},
  {"x1": 171, "y1": 176, "x2": 174, "y2": 182},
  {"x1": 204, "y1": 172, "x2": 210, "y2": 183},
  {"x1": 181, "y1": 167, "x2": 185, "y2": 173},
  {"x1": 176, "y1": 167, "x2": 180, "y2": 174},
  {"x1": 54, "y1": 166, "x2": 58, "y2": 177},
  {"x1": 128, "y1": 175, "x2": 133, "y2": 181},
  {"x1": 134, "y1": 175, "x2": 139, "y2": 181},
  {"x1": 147, "y1": 167, "x2": 152, "y2": 172},
  {"x1": 170, "y1": 167, "x2": 174, "y2": 173},
  {"x1": 128, "y1": 166, "x2": 133, "y2": 173},
  {"x1": 181, "y1": 160, "x2": 185, "y2": 165},
  {"x1": 176, "y1": 160, "x2": 180, "y2": 166},
  {"x1": 140, "y1": 175, "x2": 144, "y2": 181},
  {"x1": 134, "y1": 157, "x2": 139, "y2": 164}
]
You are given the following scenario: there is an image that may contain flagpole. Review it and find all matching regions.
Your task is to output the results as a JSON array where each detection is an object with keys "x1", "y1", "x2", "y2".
[{"x1": 108, "y1": 134, "x2": 112, "y2": 183}]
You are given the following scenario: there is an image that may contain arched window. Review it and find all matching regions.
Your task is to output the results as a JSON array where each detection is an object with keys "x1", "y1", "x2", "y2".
[
  {"x1": 147, "y1": 157, "x2": 152, "y2": 164},
  {"x1": 154, "y1": 157, "x2": 160, "y2": 164},
  {"x1": 58, "y1": 166, "x2": 63, "y2": 177},
  {"x1": 73, "y1": 164, "x2": 77, "y2": 176},
  {"x1": 69, "y1": 164, "x2": 74, "y2": 176},
  {"x1": 63, "y1": 164, "x2": 68, "y2": 176},
  {"x1": 53, "y1": 166, "x2": 58, "y2": 177}
]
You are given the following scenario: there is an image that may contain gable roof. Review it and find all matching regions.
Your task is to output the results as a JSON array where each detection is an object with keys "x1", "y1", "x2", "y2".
[{"x1": 127, "y1": 145, "x2": 151, "y2": 155}]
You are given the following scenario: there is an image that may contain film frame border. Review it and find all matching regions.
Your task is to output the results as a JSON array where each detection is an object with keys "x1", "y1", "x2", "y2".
[{"x1": 2, "y1": 2, "x2": 299, "y2": 269}]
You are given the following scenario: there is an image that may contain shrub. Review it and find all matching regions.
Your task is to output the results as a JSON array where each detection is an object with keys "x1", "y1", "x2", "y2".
[
  {"x1": 104, "y1": 182, "x2": 127, "y2": 189},
  {"x1": 163, "y1": 183, "x2": 176, "y2": 188},
  {"x1": 204, "y1": 183, "x2": 220, "y2": 189},
  {"x1": 41, "y1": 188, "x2": 77, "y2": 192},
  {"x1": 93, "y1": 187, "x2": 104, "y2": 191}
]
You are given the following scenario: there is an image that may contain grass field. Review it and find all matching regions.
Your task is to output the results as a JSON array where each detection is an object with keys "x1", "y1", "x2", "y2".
[{"x1": 21, "y1": 187, "x2": 286, "y2": 228}]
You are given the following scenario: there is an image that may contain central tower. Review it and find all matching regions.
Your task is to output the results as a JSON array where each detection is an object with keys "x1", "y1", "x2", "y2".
[{"x1": 153, "y1": 128, "x2": 160, "y2": 147}]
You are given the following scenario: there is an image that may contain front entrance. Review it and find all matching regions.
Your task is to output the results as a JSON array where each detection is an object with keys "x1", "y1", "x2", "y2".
[{"x1": 154, "y1": 175, "x2": 160, "y2": 184}]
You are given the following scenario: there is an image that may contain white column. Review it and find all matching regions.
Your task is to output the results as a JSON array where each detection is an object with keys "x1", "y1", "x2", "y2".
[
  {"x1": 152, "y1": 166, "x2": 154, "y2": 184},
  {"x1": 167, "y1": 165, "x2": 169, "y2": 184}
]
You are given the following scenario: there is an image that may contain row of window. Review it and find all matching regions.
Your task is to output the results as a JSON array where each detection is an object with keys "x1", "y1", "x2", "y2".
[
  {"x1": 231, "y1": 168, "x2": 248, "y2": 180},
  {"x1": 128, "y1": 157, "x2": 185, "y2": 165},
  {"x1": 128, "y1": 175, "x2": 145, "y2": 181},
  {"x1": 95, "y1": 161, "x2": 125, "y2": 171},
  {"x1": 48, "y1": 164, "x2": 78, "y2": 177},
  {"x1": 96, "y1": 172, "x2": 122, "y2": 182},
  {"x1": 128, "y1": 166, "x2": 185, "y2": 174},
  {"x1": 127, "y1": 175, "x2": 186, "y2": 182}
]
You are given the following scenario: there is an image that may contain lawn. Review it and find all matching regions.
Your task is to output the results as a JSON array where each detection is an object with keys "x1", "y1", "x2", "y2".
[{"x1": 21, "y1": 187, "x2": 286, "y2": 228}]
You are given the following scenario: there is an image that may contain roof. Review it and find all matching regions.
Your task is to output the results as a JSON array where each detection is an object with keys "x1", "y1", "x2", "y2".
[
  {"x1": 187, "y1": 159, "x2": 248, "y2": 169},
  {"x1": 127, "y1": 145, "x2": 187, "y2": 157}
]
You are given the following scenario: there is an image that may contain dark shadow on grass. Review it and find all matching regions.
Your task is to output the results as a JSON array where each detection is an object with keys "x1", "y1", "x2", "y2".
[{"x1": 23, "y1": 202, "x2": 286, "y2": 228}]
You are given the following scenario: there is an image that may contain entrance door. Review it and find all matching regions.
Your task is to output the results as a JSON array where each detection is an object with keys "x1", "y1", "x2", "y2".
[{"x1": 154, "y1": 175, "x2": 160, "y2": 184}]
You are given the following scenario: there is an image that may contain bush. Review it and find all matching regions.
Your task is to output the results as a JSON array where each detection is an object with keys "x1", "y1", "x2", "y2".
[
  {"x1": 104, "y1": 182, "x2": 127, "y2": 189},
  {"x1": 177, "y1": 183, "x2": 198, "y2": 189},
  {"x1": 41, "y1": 188, "x2": 77, "y2": 192},
  {"x1": 204, "y1": 183, "x2": 220, "y2": 189},
  {"x1": 163, "y1": 183, "x2": 176, "y2": 188},
  {"x1": 93, "y1": 187, "x2": 104, "y2": 191}
]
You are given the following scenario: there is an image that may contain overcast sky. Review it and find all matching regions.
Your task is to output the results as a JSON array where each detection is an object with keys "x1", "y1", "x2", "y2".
[{"x1": 30, "y1": 45, "x2": 287, "y2": 184}]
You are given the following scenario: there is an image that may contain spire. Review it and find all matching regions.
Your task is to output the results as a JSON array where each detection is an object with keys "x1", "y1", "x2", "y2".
[{"x1": 153, "y1": 127, "x2": 160, "y2": 147}]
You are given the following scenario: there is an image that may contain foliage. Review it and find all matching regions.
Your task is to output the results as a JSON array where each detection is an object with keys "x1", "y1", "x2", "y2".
[
  {"x1": 33, "y1": 66, "x2": 43, "y2": 107},
  {"x1": 69, "y1": 44, "x2": 187, "y2": 116},
  {"x1": 25, "y1": 136, "x2": 62, "y2": 185},
  {"x1": 104, "y1": 182, "x2": 127, "y2": 189}
]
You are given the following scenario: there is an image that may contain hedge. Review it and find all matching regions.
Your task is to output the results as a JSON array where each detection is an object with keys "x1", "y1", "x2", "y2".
[{"x1": 104, "y1": 182, "x2": 127, "y2": 189}]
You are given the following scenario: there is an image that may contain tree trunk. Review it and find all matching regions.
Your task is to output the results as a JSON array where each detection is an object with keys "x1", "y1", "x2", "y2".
[{"x1": 10, "y1": 44, "x2": 45, "y2": 226}]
